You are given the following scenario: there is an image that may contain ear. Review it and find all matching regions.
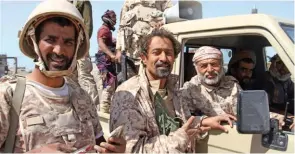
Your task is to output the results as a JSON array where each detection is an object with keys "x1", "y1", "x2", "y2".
[{"x1": 140, "y1": 53, "x2": 148, "y2": 66}]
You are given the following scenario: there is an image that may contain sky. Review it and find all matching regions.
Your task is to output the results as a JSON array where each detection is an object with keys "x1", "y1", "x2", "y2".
[{"x1": 0, "y1": 0, "x2": 294, "y2": 71}]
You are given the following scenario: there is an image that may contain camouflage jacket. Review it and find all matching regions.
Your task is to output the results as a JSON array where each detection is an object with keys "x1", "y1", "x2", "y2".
[
  {"x1": 116, "y1": 0, "x2": 173, "y2": 58},
  {"x1": 180, "y1": 75, "x2": 242, "y2": 116},
  {"x1": 0, "y1": 77, "x2": 102, "y2": 152},
  {"x1": 110, "y1": 69, "x2": 198, "y2": 153}
]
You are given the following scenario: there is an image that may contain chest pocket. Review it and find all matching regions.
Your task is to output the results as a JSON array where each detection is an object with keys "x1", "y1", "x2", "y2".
[{"x1": 50, "y1": 110, "x2": 82, "y2": 137}]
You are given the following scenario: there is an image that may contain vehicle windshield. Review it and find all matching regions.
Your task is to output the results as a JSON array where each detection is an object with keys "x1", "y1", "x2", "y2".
[{"x1": 280, "y1": 23, "x2": 294, "y2": 43}]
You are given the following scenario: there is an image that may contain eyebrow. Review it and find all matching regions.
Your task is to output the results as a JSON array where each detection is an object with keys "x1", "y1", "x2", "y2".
[
  {"x1": 152, "y1": 48, "x2": 173, "y2": 51},
  {"x1": 64, "y1": 38, "x2": 75, "y2": 42},
  {"x1": 47, "y1": 35, "x2": 75, "y2": 41},
  {"x1": 241, "y1": 67, "x2": 253, "y2": 70}
]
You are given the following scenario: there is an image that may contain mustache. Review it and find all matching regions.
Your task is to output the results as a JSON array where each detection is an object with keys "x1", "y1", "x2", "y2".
[
  {"x1": 155, "y1": 61, "x2": 170, "y2": 68},
  {"x1": 205, "y1": 71, "x2": 218, "y2": 77},
  {"x1": 47, "y1": 53, "x2": 69, "y2": 62}
]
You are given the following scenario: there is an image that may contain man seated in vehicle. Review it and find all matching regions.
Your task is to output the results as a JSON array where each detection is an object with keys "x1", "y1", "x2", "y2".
[
  {"x1": 227, "y1": 49, "x2": 257, "y2": 90},
  {"x1": 180, "y1": 46, "x2": 242, "y2": 116},
  {"x1": 261, "y1": 54, "x2": 294, "y2": 118}
]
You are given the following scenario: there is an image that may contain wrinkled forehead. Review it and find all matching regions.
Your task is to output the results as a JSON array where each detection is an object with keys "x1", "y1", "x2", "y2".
[
  {"x1": 197, "y1": 58, "x2": 221, "y2": 65},
  {"x1": 149, "y1": 36, "x2": 173, "y2": 49}
]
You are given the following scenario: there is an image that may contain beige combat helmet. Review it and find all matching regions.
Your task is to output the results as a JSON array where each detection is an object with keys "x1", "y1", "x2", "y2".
[{"x1": 18, "y1": 0, "x2": 89, "y2": 77}]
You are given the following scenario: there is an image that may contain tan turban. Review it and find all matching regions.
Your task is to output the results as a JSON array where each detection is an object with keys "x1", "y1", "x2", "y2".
[
  {"x1": 192, "y1": 46, "x2": 222, "y2": 63},
  {"x1": 228, "y1": 50, "x2": 256, "y2": 69}
]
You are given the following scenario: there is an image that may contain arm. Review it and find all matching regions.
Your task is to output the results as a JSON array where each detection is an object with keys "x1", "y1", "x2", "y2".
[
  {"x1": 227, "y1": 82, "x2": 242, "y2": 116},
  {"x1": 110, "y1": 91, "x2": 190, "y2": 153},
  {"x1": 81, "y1": 1, "x2": 93, "y2": 38},
  {"x1": 0, "y1": 83, "x2": 13, "y2": 148},
  {"x1": 116, "y1": 2, "x2": 129, "y2": 52},
  {"x1": 86, "y1": 91, "x2": 105, "y2": 145},
  {"x1": 97, "y1": 28, "x2": 115, "y2": 58}
]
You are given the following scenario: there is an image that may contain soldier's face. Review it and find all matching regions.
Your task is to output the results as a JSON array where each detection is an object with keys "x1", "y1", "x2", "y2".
[
  {"x1": 38, "y1": 21, "x2": 76, "y2": 71},
  {"x1": 275, "y1": 60, "x2": 289, "y2": 76},
  {"x1": 196, "y1": 58, "x2": 224, "y2": 85},
  {"x1": 141, "y1": 36, "x2": 175, "y2": 79},
  {"x1": 236, "y1": 61, "x2": 254, "y2": 84}
]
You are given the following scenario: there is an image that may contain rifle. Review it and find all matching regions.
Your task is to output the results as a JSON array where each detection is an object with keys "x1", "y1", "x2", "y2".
[{"x1": 116, "y1": 52, "x2": 138, "y2": 86}]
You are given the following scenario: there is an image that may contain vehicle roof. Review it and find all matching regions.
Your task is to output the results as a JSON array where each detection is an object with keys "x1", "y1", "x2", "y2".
[{"x1": 163, "y1": 14, "x2": 294, "y2": 34}]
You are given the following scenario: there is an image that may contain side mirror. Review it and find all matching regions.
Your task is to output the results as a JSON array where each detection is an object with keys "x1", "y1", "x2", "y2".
[
  {"x1": 237, "y1": 90, "x2": 270, "y2": 134},
  {"x1": 237, "y1": 90, "x2": 289, "y2": 151}
]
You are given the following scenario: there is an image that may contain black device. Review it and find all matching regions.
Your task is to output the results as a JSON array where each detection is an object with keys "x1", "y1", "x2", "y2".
[
  {"x1": 282, "y1": 102, "x2": 294, "y2": 132},
  {"x1": 262, "y1": 119, "x2": 289, "y2": 151},
  {"x1": 237, "y1": 90, "x2": 270, "y2": 134}
]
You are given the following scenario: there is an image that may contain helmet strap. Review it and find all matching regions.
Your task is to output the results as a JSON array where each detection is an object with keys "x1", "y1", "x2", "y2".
[{"x1": 26, "y1": 26, "x2": 84, "y2": 78}]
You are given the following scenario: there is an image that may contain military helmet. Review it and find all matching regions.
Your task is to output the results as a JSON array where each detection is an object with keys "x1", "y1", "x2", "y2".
[
  {"x1": 19, "y1": 0, "x2": 89, "y2": 60},
  {"x1": 18, "y1": 0, "x2": 89, "y2": 77}
]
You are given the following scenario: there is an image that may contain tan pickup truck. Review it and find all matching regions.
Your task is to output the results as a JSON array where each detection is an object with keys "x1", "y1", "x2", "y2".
[{"x1": 99, "y1": 5, "x2": 294, "y2": 153}]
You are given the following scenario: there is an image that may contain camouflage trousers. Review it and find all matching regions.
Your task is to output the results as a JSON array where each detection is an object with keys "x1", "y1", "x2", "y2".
[
  {"x1": 68, "y1": 56, "x2": 100, "y2": 108},
  {"x1": 97, "y1": 71, "x2": 115, "y2": 113}
]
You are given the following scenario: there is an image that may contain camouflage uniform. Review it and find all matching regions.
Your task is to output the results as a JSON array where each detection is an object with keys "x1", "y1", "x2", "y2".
[
  {"x1": 68, "y1": 0, "x2": 100, "y2": 107},
  {"x1": 116, "y1": 0, "x2": 173, "y2": 74},
  {"x1": 180, "y1": 75, "x2": 242, "y2": 116},
  {"x1": 0, "y1": 78, "x2": 102, "y2": 152},
  {"x1": 110, "y1": 69, "x2": 201, "y2": 153}
]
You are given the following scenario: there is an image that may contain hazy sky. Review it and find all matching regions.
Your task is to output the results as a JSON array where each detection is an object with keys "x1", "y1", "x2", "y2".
[{"x1": 0, "y1": 0, "x2": 294, "y2": 70}]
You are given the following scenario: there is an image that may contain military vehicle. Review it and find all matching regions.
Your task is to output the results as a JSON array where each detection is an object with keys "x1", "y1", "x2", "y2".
[{"x1": 99, "y1": 0, "x2": 294, "y2": 153}]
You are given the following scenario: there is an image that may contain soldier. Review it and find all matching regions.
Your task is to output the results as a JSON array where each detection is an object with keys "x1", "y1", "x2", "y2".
[
  {"x1": 96, "y1": 10, "x2": 117, "y2": 113},
  {"x1": 115, "y1": 0, "x2": 174, "y2": 79},
  {"x1": 0, "y1": 0, "x2": 125, "y2": 153},
  {"x1": 227, "y1": 49, "x2": 257, "y2": 90},
  {"x1": 66, "y1": 0, "x2": 100, "y2": 109},
  {"x1": 261, "y1": 54, "x2": 294, "y2": 115},
  {"x1": 110, "y1": 28, "x2": 236, "y2": 153},
  {"x1": 180, "y1": 46, "x2": 242, "y2": 116}
]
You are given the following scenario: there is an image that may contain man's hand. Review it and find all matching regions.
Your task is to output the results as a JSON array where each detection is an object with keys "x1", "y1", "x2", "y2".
[
  {"x1": 278, "y1": 116, "x2": 294, "y2": 130},
  {"x1": 110, "y1": 54, "x2": 116, "y2": 62},
  {"x1": 181, "y1": 116, "x2": 211, "y2": 140},
  {"x1": 201, "y1": 114, "x2": 237, "y2": 133},
  {"x1": 27, "y1": 143, "x2": 76, "y2": 153},
  {"x1": 94, "y1": 137, "x2": 126, "y2": 153},
  {"x1": 115, "y1": 51, "x2": 122, "y2": 63}
]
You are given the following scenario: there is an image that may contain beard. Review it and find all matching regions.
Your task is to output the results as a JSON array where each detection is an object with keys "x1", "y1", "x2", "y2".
[
  {"x1": 154, "y1": 61, "x2": 171, "y2": 78},
  {"x1": 44, "y1": 53, "x2": 71, "y2": 71},
  {"x1": 269, "y1": 65, "x2": 291, "y2": 81},
  {"x1": 197, "y1": 68, "x2": 225, "y2": 86},
  {"x1": 241, "y1": 77, "x2": 251, "y2": 84}
]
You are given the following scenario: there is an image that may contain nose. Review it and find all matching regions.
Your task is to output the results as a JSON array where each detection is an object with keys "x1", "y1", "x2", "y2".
[
  {"x1": 53, "y1": 44, "x2": 63, "y2": 55},
  {"x1": 244, "y1": 69, "x2": 252, "y2": 77},
  {"x1": 159, "y1": 51, "x2": 168, "y2": 62},
  {"x1": 207, "y1": 64, "x2": 214, "y2": 72}
]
